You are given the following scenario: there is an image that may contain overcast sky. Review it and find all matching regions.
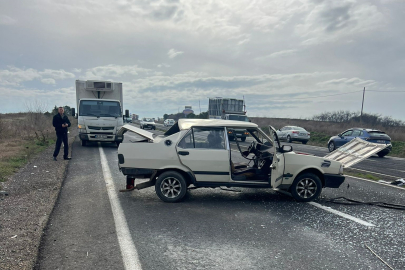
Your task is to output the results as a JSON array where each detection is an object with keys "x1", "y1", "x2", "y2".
[{"x1": 1, "y1": 0, "x2": 404, "y2": 120}]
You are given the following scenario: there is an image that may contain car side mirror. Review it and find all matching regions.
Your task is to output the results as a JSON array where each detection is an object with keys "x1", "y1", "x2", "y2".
[
  {"x1": 281, "y1": 145, "x2": 293, "y2": 153},
  {"x1": 338, "y1": 133, "x2": 342, "y2": 137}
]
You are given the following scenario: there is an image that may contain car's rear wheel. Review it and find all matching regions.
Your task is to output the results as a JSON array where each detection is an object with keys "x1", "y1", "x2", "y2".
[
  {"x1": 155, "y1": 171, "x2": 187, "y2": 203},
  {"x1": 290, "y1": 173, "x2": 322, "y2": 202},
  {"x1": 286, "y1": 135, "x2": 291, "y2": 143},
  {"x1": 302, "y1": 141, "x2": 308, "y2": 144},
  {"x1": 377, "y1": 152, "x2": 387, "y2": 158},
  {"x1": 328, "y1": 141, "x2": 335, "y2": 152},
  {"x1": 241, "y1": 137, "x2": 246, "y2": 142}
]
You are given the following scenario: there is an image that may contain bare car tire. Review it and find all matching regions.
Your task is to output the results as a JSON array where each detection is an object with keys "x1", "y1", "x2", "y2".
[
  {"x1": 155, "y1": 171, "x2": 187, "y2": 203},
  {"x1": 286, "y1": 135, "x2": 292, "y2": 143},
  {"x1": 328, "y1": 141, "x2": 335, "y2": 152},
  {"x1": 290, "y1": 173, "x2": 322, "y2": 202}
]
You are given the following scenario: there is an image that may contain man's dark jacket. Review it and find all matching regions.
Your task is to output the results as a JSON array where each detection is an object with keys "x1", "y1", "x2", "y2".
[{"x1": 53, "y1": 113, "x2": 71, "y2": 134}]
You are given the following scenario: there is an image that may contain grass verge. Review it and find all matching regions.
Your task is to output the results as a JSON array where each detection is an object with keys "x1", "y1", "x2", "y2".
[{"x1": 0, "y1": 139, "x2": 55, "y2": 189}]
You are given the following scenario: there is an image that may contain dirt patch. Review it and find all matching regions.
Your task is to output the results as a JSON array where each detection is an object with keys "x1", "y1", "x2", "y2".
[{"x1": 0, "y1": 131, "x2": 77, "y2": 270}]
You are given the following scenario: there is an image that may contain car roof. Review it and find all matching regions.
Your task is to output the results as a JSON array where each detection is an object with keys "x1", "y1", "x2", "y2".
[
  {"x1": 178, "y1": 119, "x2": 258, "y2": 130},
  {"x1": 164, "y1": 119, "x2": 258, "y2": 136}
]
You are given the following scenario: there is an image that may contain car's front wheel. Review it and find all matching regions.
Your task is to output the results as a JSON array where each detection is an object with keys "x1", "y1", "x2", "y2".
[
  {"x1": 286, "y1": 135, "x2": 292, "y2": 143},
  {"x1": 328, "y1": 141, "x2": 335, "y2": 152},
  {"x1": 290, "y1": 173, "x2": 322, "y2": 202},
  {"x1": 155, "y1": 171, "x2": 187, "y2": 203}
]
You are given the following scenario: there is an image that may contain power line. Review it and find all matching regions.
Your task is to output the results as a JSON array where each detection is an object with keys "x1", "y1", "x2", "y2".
[
  {"x1": 366, "y1": 90, "x2": 405, "y2": 92},
  {"x1": 269, "y1": 90, "x2": 363, "y2": 101}
]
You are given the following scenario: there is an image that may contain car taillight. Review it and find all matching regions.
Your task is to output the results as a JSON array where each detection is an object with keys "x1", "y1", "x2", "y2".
[
  {"x1": 292, "y1": 131, "x2": 299, "y2": 134},
  {"x1": 307, "y1": 133, "x2": 310, "y2": 135}
]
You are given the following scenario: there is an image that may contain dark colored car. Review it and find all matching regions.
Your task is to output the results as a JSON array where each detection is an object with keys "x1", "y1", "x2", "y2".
[{"x1": 328, "y1": 128, "x2": 392, "y2": 157}]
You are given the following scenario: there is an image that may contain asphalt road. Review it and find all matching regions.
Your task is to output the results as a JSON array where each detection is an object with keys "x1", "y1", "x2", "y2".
[{"x1": 36, "y1": 127, "x2": 405, "y2": 270}]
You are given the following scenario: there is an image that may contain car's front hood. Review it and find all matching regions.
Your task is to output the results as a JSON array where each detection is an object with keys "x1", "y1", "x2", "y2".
[
  {"x1": 117, "y1": 124, "x2": 154, "y2": 141},
  {"x1": 324, "y1": 137, "x2": 389, "y2": 167}
]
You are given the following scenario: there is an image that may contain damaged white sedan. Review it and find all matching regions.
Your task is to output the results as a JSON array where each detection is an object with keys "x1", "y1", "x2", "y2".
[{"x1": 117, "y1": 119, "x2": 387, "y2": 203}]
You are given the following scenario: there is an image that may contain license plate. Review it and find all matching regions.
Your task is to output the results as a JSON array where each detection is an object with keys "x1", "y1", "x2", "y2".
[
  {"x1": 300, "y1": 133, "x2": 306, "y2": 136},
  {"x1": 95, "y1": 135, "x2": 107, "y2": 139},
  {"x1": 377, "y1": 140, "x2": 385, "y2": 143}
]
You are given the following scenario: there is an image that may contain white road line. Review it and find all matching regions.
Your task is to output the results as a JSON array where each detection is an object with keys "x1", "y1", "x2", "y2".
[
  {"x1": 348, "y1": 167, "x2": 402, "y2": 179},
  {"x1": 344, "y1": 175, "x2": 405, "y2": 190},
  {"x1": 99, "y1": 146, "x2": 142, "y2": 270},
  {"x1": 308, "y1": 202, "x2": 375, "y2": 227}
]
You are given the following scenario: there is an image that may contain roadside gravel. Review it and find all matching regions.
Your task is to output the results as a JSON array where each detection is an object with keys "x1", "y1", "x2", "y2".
[{"x1": 0, "y1": 132, "x2": 77, "y2": 270}]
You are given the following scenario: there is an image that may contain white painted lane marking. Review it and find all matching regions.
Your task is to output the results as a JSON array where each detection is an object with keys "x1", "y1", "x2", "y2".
[
  {"x1": 308, "y1": 202, "x2": 375, "y2": 227},
  {"x1": 99, "y1": 146, "x2": 142, "y2": 270},
  {"x1": 344, "y1": 175, "x2": 405, "y2": 191},
  {"x1": 348, "y1": 167, "x2": 402, "y2": 179}
]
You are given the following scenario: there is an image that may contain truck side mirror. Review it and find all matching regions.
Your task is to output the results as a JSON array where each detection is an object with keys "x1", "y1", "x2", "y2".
[{"x1": 71, "y1": 108, "x2": 75, "y2": 117}]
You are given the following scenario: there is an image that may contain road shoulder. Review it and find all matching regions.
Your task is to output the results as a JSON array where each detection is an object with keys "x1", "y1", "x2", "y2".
[{"x1": 0, "y1": 132, "x2": 76, "y2": 270}]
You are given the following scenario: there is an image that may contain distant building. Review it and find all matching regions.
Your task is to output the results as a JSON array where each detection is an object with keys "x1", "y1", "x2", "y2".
[{"x1": 183, "y1": 106, "x2": 194, "y2": 116}]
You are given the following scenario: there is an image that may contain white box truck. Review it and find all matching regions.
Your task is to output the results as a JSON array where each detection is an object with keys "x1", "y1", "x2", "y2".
[
  {"x1": 208, "y1": 97, "x2": 250, "y2": 141},
  {"x1": 74, "y1": 80, "x2": 125, "y2": 147}
]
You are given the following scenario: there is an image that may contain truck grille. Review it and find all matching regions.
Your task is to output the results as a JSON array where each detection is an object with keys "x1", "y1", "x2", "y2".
[{"x1": 88, "y1": 126, "x2": 115, "y2": 130}]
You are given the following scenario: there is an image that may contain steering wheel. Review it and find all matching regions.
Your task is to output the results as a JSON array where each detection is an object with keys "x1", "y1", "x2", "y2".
[{"x1": 246, "y1": 141, "x2": 257, "y2": 156}]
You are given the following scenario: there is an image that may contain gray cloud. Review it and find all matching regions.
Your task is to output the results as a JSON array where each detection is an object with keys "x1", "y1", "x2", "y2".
[{"x1": 1, "y1": 0, "x2": 404, "y2": 120}]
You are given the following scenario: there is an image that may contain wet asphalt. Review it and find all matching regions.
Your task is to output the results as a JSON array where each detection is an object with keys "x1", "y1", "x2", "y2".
[{"x1": 36, "y1": 127, "x2": 405, "y2": 270}]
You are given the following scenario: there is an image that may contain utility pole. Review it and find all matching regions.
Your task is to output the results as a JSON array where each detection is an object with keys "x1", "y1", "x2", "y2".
[
  {"x1": 199, "y1": 100, "x2": 201, "y2": 114},
  {"x1": 360, "y1": 87, "x2": 365, "y2": 124}
]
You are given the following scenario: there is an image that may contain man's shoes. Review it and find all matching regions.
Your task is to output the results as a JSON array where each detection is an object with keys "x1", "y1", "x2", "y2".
[
  {"x1": 63, "y1": 157, "x2": 72, "y2": 160},
  {"x1": 53, "y1": 157, "x2": 57, "y2": 161}
]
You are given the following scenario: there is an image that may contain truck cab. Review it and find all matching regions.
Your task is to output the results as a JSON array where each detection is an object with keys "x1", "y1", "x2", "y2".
[
  {"x1": 75, "y1": 80, "x2": 124, "y2": 147},
  {"x1": 223, "y1": 113, "x2": 251, "y2": 141}
]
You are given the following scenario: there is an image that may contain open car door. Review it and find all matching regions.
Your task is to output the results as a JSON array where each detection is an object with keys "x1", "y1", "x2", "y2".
[
  {"x1": 324, "y1": 137, "x2": 388, "y2": 168},
  {"x1": 268, "y1": 126, "x2": 285, "y2": 188}
]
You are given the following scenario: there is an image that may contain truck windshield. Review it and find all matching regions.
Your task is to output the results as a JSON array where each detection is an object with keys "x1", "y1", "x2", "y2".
[
  {"x1": 228, "y1": 115, "x2": 249, "y2": 122},
  {"x1": 79, "y1": 100, "x2": 121, "y2": 117}
]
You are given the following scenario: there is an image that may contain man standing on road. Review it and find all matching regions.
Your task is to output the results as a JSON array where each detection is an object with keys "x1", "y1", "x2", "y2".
[{"x1": 52, "y1": 107, "x2": 71, "y2": 161}]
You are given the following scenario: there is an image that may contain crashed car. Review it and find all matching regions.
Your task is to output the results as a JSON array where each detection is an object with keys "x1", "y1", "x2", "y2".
[{"x1": 117, "y1": 119, "x2": 387, "y2": 203}]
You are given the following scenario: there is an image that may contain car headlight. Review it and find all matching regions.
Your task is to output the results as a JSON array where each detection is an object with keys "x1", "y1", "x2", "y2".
[
  {"x1": 339, "y1": 164, "x2": 344, "y2": 174},
  {"x1": 78, "y1": 124, "x2": 86, "y2": 133}
]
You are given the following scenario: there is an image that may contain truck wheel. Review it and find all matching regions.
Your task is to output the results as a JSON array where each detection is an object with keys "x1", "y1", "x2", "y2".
[
  {"x1": 155, "y1": 171, "x2": 187, "y2": 203},
  {"x1": 290, "y1": 173, "x2": 322, "y2": 202},
  {"x1": 81, "y1": 140, "x2": 87, "y2": 146},
  {"x1": 287, "y1": 135, "x2": 292, "y2": 143},
  {"x1": 241, "y1": 137, "x2": 246, "y2": 142},
  {"x1": 116, "y1": 142, "x2": 120, "y2": 147}
]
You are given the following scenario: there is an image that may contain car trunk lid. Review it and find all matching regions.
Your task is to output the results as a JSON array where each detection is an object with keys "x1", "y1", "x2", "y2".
[
  {"x1": 117, "y1": 124, "x2": 155, "y2": 142},
  {"x1": 324, "y1": 137, "x2": 389, "y2": 168}
]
